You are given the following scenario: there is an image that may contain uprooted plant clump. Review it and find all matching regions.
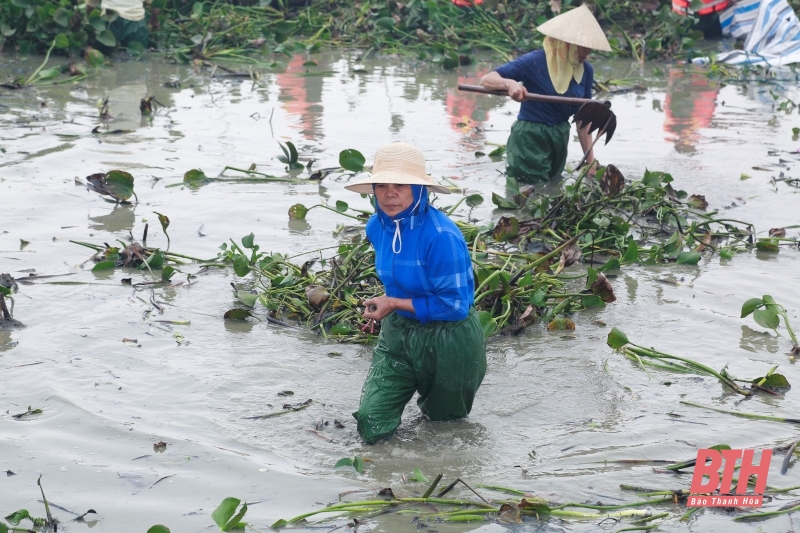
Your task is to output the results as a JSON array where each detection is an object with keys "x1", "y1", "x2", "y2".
[
  {"x1": 215, "y1": 157, "x2": 786, "y2": 342},
  {"x1": 68, "y1": 149, "x2": 797, "y2": 344}
]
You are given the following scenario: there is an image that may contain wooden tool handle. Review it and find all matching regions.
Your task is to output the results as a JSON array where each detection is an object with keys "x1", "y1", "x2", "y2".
[{"x1": 457, "y1": 84, "x2": 611, "y2": 109}]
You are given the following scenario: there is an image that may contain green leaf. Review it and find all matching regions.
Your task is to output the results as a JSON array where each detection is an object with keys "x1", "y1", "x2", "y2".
[
  {"x1": 676, "y1": 251, "x2": 701, "y2": 265},
  {"x1": 86, "y1": 48, "x2": 105, "y2": 68},
  {"x1": 104, "y1": 170, "x2": 135, "y2": 202},
  {"x1": 581, "y1": 295, "x2": 606, "y2": 308},
  {"x1": 36, "y1": 68, "x2": 60, "y2": 81},
  {"x1": 756, "y1": 238, "x2": 779, "y2": 252},
  {"x1": 224, "y1": 309, "x2": 252, "y2": 320},
  {"x1": 10, "y1": 0, "x2": 31, "y2": 7},
  {"x1": 147, "y1": 526, "x2": 171, "y2": 533},
  {"x1": 339, "y1": 149, "x2": 365, "y2": 172},
  {"x1": 335, "y1": 200, "x2": 349, "y2": 213},
  {"x1": 145, "y1": 251, "x2": 164, "y2": 270},
  {"x1": 465, "y1": 194, "x2": 483, "y2": 208},
  {"x1": 530, "y1": 288, "x2": 547, "y2": 307},
  {"x1": 585, "y1": 267, "x2": 598, "y2": 289},
  {"x1": 607, "y1": 327, "x2": 629, "y2": 349},
  {"x1": 212, "y1": 498, "x2": 241, "y2": 530},
  {"x1": 4, "y1": 509, "x2": 31, "y2": 526},
  {"x1": 233, "y1": 255, "x2": 251, "y2": 277},
  {"x1": 492, "y1": 216, "x2": 519, "y2": 242},
  {"x1": 54, "y1": 32, "x2": 69, "y2": 49},
  {"x1": 154, "y1": 212, "x2": 170, "y2": 234},
  {"x1": 92, "y1": 260, "x2": 115, "y2": 272},
  {"x1": 597, "y1": 258, "x2": 620, "y2": 272},
  {"x1": 741, "y1": 298, "x2": 763, "y2": 318},
  {"x1": 328, "y1": 323, "x2": 353, "y2": 335},
  {"x1": 409, "y1": 467, "x2": 428, "y2": 483},
  {"x1": 762, "y1": 294, "x2": 778, "y2": 307},
  {"x1": 241, "y1": 233, "x2": 255, "y2": 249},
  {"x1": 334, "y1": 457, "x2": 354, "y2": 469},
  {"x1": 641, "y1": 169, "x2": 662, "y2": 187},
  {"x1": 719, "y1": 247, "x2": 734, "y2": 259},
  {"x1": 222, "y1": 502, "x2": 247, "y2": 531},
  {"x1": 270, "y1": 519, "x2": 288, "y2": 529},
  {"x1": 285, "y1": 141, "x2": 299, "y2": 164},
  {"x1": 161, "y1": 265, "x2": 176, "y2": 282},
  {"x1": 518, "y1": 271, "x2": 533, "y2": 288},
  {"x1": 621, "y1": 238, "x2": 639, "y2": 264},
  {"x1": 491, "y1": 192, "x2": 517, "y2": 210},
  {"x1": 183, "y1": 168, "x2": 208, "y2": 187},
  {"x1": 288, "y1": 203, "x2": 309, "y2": 220},
  {"x1": 754, "y1": 308, "x2": 780, "y2": 331},
  {"x1": 375, "y1": 16, "x2": 395, "y2": 29},
  {"x1": 752, "y1": 373, "x2": 791, "y2": 391},
  {"x1": 488, "y1": 145, "x2": 505, "y2": 158},
  {"x1": 353, "y1": 456, "x2": 364, "y2": 474},
  {"x1": 476, "y1": 311, "x2": 497, "y2": 338},
  {"x1": 53, "y1": 7, "x2": 70, "y2": 26},
  {"x1": 96, "y1": 29, "x2": 116, "y2": 47},
  {"x1": 0, "y1": 523, "x2": 7, "y2": 533},
  {"x1": 237, "y1": 290, "x2": 258, "y2": 307}
]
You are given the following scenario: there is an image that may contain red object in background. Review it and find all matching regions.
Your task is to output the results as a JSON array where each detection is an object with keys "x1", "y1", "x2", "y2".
[
  {"x1": 672, "y1": 0, "x2": 730, "y2": 15},
  {"x1": 452, "y1": 0, "x2": 483, "y2": 6}
]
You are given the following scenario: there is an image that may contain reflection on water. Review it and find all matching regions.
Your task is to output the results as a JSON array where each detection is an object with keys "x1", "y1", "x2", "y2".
[
  {"x1": 663, "y1": 68, "x2": 720, "y2": 153},
  {"x1": 88, "y1": 205, "x2": 135, "y2": 233},
  {"x1": 287, "y1": 218, "x2": 311, "y2": 233},
  {"x1": 277, "y1": 55, "x2": 327, "y2": 140},
  {"x1": 739, "y1": 325, "x2": 781, "y2": 354}
]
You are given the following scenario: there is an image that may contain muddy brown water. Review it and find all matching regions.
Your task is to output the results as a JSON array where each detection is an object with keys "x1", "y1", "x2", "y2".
[{"x1": 1, "y1": 50, "x2": 799, "y2": 532}]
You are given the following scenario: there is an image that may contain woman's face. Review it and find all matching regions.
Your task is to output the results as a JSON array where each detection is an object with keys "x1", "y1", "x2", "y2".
[
  {"x1": 374, "y1": 183, "x2": 414, "y2": 217},
  {"x1": 577, "y1": 46, "x2": 591, "y2": 63}
]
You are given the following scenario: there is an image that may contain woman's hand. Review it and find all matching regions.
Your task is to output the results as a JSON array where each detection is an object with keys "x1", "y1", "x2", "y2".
[
  {"x1": 363, "y1": 295, "x2": 415, "y2": 320},
  {"x1": 363, "y1": 296, "x2": 395, "y2": 320},
  {"x1": 480, "y1": 71, "x2": 526, "y2": 102},
  {"x1": 504, "y1": 80, "x2": 526, "y2": 102}
]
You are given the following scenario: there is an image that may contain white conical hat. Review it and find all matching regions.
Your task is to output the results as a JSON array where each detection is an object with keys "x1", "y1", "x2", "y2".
[
  {"x1": 344, "y1": 142, "x2": 450, "y2": 195},
  {"x1": 537, "y1": 4, "x2": 611, "y2": 52}
]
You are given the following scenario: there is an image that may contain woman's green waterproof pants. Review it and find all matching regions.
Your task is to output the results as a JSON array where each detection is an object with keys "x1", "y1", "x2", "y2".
[
  {"x1": 353, "y1": 309, "x2": 487, "y2": 444},
  {"x1": 506, "y1": 119, "x2": 571, "y2": 184}
]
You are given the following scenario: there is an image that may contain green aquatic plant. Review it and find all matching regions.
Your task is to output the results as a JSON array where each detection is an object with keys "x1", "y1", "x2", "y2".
[
  {"x1": 211, "y1": 497, "x2": 248, "y2": 532},
  {"x1": 84, "y1": 170, "x2": 137, "y2": 204},
  {"x1": 607, "y1": 327, "x2": 753, "y2": 396},
  {"x1": 741, "y1": 295, "x2": 799, "y2": 354}
]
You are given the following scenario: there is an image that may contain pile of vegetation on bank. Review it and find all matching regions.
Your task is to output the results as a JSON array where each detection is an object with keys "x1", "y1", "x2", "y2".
[{"x1": 0, "y1": 0, "x2": 745, "y2": 64}]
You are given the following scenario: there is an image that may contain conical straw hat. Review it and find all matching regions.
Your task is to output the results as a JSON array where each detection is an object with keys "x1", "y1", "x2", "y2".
[
  {"x1": 537, "y1": 4, "x2": 611, "y2": 52},
  {"x1": 345, "y1": 142, "x2": 451, "y2": 195}
]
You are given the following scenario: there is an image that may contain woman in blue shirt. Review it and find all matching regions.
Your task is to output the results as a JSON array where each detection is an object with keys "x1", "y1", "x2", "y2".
[
  {"x1": 346, "y1": 142, "x2": 486, "y2": 444},
  {"x1": 480, "y1": 4, "x2": 611, "y2": 184}
]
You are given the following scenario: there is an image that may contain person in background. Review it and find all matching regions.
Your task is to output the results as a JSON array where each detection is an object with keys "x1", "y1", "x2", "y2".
[
  {"x1": 346, "y1": 142, "x2": 487, "y2": 444},
  {"x1": 86, "y1": 0, "x2": 159, "y2": 48},
  {"x1": 479, "y1": 4, "x2": 611, "y2": 184}
]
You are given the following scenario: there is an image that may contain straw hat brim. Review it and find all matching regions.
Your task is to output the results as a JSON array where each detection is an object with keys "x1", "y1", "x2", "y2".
[
  {"x1": 344, "y1": 170, "x2": 451, "y2": 195},
  {"x1": 537, "y1": 4, "x2": 612, "y2": 52}
]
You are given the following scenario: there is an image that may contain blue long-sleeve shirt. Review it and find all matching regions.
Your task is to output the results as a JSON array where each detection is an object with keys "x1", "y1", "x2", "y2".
[
  {"x1": 494, "y1": 49, "x2": 593, "y2": 126},
  {"x1": 366, "y1": 187, "x2": 474, "y2": 324}
]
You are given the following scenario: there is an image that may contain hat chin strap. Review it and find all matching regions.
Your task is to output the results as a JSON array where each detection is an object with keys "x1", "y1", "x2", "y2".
[{"x1": 390, "y1": 188, "x2": 423, "y2": 255}]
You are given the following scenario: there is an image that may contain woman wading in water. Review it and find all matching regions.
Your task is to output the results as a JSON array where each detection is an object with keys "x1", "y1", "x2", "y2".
[
  {"x1": 480, "y1": 4, "x2": 611, "y2": 183},
  {"x1": 346, "y1": 142, "x2": 487, "y2": 444}
]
